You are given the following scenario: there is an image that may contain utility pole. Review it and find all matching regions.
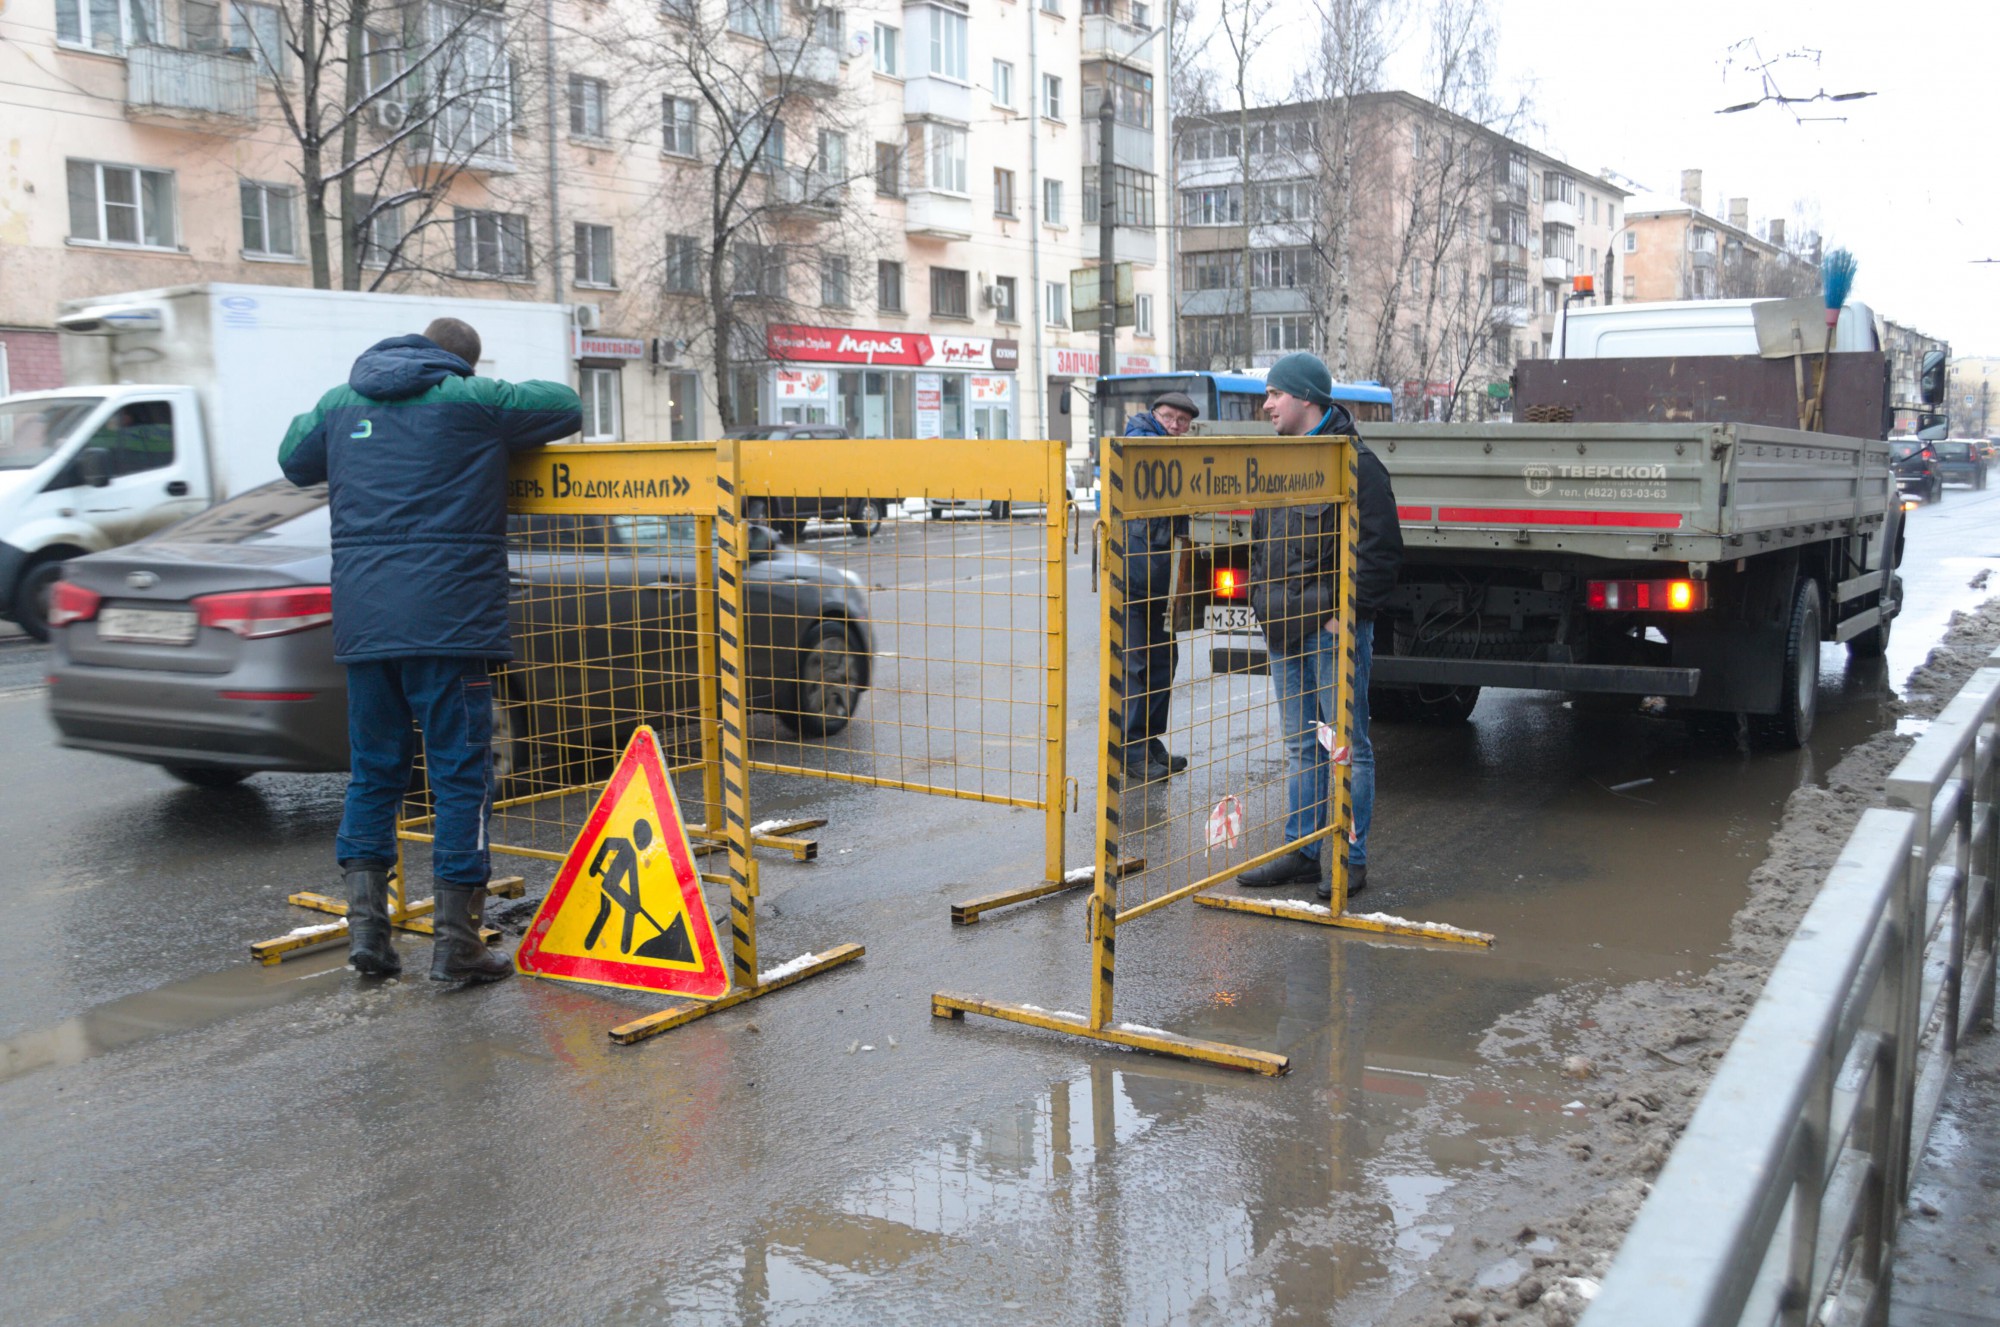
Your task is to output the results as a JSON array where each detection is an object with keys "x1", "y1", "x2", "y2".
[{"x1": 1097, "y1": 91, "x2": 1118, "y2": 460}]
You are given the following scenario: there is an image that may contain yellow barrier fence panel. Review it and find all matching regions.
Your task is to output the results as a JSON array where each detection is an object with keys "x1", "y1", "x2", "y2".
[{"x1": 729, "y1": 437, "x2": 1071, "y2": 920}]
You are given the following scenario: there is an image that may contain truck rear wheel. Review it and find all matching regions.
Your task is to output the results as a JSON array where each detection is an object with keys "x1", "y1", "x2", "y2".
[
  {"x1": 1759, "y1": 579, "x2": 1820, "y2": 749},
  {"x1": 11, "y1": 554, "x2": 71, "y2": 642}
]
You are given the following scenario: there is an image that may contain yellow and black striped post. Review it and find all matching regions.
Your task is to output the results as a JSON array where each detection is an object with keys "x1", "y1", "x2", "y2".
[
  {"x1": 1089, "y1": 433, "x2": 1130, "y2": 1032},
  {"x1": 712, "y1": 435, "x2": 761, "y2": 992}
]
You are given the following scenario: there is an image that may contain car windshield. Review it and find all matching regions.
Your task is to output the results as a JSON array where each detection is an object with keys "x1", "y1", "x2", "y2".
[
  {"x1": 511, "y1": 514, "x2": 699, "y2": 549},
  {"x1": 1892, "y1": 443, "x2": 1922, "y2": 459},
  {"x1": 0, "y1": 397, "x2": 98, "y2": 471},
  {"x1": 1939, "y1": 442, "x2": 1974, "y2": 459},
  {"x1": 155, "y1": 480, "x2": 332, "y2": 545}
]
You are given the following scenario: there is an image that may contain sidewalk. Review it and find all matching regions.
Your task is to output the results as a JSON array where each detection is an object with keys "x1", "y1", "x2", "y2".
[{"x1": 1889, "y1": 1000, "x2": 2000, "y2": 1326}]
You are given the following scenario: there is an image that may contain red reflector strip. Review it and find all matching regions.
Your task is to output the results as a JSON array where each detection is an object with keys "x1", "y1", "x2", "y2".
[
  {"x1": 1436, "y1": 507, "x2": 1684, "y2": 530},
  {"x1": 1396, "y1": 505, "x2": 1433, "y2": 522},
  {"x1": 218, "y1": 690, "x2": 318, "y2": 701}
]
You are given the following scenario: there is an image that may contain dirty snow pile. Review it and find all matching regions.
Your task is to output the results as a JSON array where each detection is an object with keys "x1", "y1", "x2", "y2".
[{"x1": 1377, "y1": 600, "x2": 2000, "y2": 1327}]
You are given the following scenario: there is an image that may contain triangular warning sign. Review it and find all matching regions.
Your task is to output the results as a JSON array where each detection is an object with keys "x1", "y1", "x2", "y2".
[{"x1": 514, "y1": 726, "x2": 729, "y2": 999}]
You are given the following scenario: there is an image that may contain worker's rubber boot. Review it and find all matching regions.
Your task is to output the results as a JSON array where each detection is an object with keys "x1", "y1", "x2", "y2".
[
  {"x1": 429, "y1": 887, "x2": 513, "y2": 984},
  {"x1": 343, "y1": 865, "x2": 402, "y2": 977}
]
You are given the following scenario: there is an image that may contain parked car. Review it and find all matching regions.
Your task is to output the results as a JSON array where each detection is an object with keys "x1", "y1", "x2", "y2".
[
  {"x1": 45, "y1": 481, "x2": 873, "y2": 787},
  {"x1": 1933, "y1": 439, "x2": 1989, "y2": 489},
  {"x1": 727, "y1": 425, "x2": 894, "y2": 542},
  {"x1": 1891, "y1": 439, "x2": 1944, "y2": 503}
]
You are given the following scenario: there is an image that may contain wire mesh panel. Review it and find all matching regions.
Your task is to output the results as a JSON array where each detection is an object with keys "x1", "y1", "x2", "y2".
[{"x1": 734, "y1": 437, "x2": 1070, "y2": 885}]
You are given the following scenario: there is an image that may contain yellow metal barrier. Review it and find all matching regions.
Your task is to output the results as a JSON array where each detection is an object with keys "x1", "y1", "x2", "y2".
[
  {"x1": 935, "y1": 431, "x2": 1490, "y2": 1073},
  {"x1": 729, "y1": 437, "x2": 1074, "y2": 918}
]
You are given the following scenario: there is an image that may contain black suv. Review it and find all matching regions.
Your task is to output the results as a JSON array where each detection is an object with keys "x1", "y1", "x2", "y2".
[
  {"x1": 727, "y1": 426, "x2": 894, "y2": 542},
  {"x1": 1891, "y1": 439, "x2": 1943, "y2": 504}
]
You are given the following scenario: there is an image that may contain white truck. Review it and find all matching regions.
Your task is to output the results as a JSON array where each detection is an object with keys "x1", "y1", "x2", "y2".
[
  {"x1": 0, "y1": 283, "x2": 573, "y2": 637},
  {"x1": 1188, "y1": 297, "x2": 1919, "y2": 748}
]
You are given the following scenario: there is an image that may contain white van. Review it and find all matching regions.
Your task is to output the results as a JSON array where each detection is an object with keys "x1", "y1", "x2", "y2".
[
  {"x1": 0, "y1": 284, "x2": 571, "y2": 637},
  {"x1": 1555, "y1": 296, "x2": 1882, "y2": 360}
]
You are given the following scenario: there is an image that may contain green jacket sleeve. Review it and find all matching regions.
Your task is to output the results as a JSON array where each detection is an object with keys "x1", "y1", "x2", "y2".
[
  {"x1": 278, "y1": 391, "x2": 337, "y2": 485},
  {"x1": 480, "y1": 378, "x2": 584, "y2": 452}
]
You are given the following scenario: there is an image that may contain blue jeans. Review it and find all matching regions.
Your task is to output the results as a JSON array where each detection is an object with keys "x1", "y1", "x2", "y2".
[
  {"x1": 337, "y1": 657, "x2": 494, "y2": 887},
  {"x1": 1270, "y1": 618, "x2": 1375, "y2": 865}
]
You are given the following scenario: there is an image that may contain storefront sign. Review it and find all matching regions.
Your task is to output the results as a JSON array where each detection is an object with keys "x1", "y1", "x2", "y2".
[
  {"x1": 774, "y1": 368, "x2": 832, "y2": 402},
  {"x1": 969, "y1": 375, "x2": 1013, "y2": 404},
  {"x1": 1047, "y1": 348, "x2": 1161, "y2": 378},
  {"x1": 573, "y1": 331, "x2": 647, "y2": 360},
  {"x1": 767, "y1": 323, "x2": 1007, "y2": 370},
  {"x1": 992, "y1": 339, "x2": 1020, "y2": 372},
  {"x1": 914, "y1": 372, "x2": 943, "y2": 439}
]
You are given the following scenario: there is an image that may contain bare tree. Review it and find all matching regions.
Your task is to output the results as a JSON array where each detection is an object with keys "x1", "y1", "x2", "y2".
[{"x1": 1216, "y1": 0, "x2": 1274, "y2": 368}]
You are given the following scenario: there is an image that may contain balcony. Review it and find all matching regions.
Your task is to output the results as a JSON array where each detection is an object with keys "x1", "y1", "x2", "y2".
[
  {"x1": 1082, "y1": 14, "x2": 1158, "y2": 67},
  {"x1": 1491, "y1": 302, "x2": 1532, "y2": 328},
  {"x1": 766, "y1": 166, "x2": 841, "y2": 216},
  {"x1": 904, "y1": 189, "x2": 974, "y2": 240},
  {"x1": 1542, "y1": 197, "x2": 1578, "y2": 228},
  {"x1": 125, "y1": 44, "x2": 257, "y2": 123},
  {"x1": 1080, "y1": 107, "x2": 1156, "y2": 172},
  {"x1": 904, "y1": 75, "x2": 972, "y2": 125},
  {"x1": 765, "y1": 38, "x2": 841, "y2": 94},
  {"x1": 1490, "y1": 241, "x2": 1528, "y2": 266},
  {"x1": 1080, "y1": 223, "x2": 1158, "y2": 266},
  {"x1": 1542, "y1": 256, "x2": 1573, "y2": 282}
]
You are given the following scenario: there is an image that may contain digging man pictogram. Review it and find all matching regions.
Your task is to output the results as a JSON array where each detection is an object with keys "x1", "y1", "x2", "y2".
[{"x1": 582, "y1": 818, "x2": 695, "y2": 963}]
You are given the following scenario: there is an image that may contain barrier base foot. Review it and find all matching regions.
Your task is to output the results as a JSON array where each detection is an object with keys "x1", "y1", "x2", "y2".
[
  {"x1": 950, "y1": 858, "x2": 1146, "y2": 925},
  {"x1": 1195, "y1": 893, "x2": 1494, "y2": 947},
  {"x1": 250, "y1": 877, "x2": 523, "y2": 966},
  {"x1": 609, "y1": 942, "x2": 865, "y2": 1045},
  {"x1": 692, "y1": 820, "x2": 825, "y2": 862},
  {"x1": 929, "y1": 990, "x2": 1289, "y2": 1075}
]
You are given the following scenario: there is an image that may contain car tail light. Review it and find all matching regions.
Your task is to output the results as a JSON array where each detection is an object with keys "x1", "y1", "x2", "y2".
[
  {"x1": 48, "y1": 580, "x2": 102, "y2": 628},
  {"x1": 193, "y1": 586, "x2": 333, "y2": 639},
  {"x1": 1214, "y1": 567, "x2": 1245, "y2": 599},
  {"x1": 1585, "y1": 579, "x2": 1709, "y2": 612}
]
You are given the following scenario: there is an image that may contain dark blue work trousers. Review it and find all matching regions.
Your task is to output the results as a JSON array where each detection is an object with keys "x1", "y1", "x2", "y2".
[
  {"x1": 336, "y1": 657, "x2": 494, "y2": 887},
  {"x1": 1122, "y1": 543, "x2": 1177, "y2": 766}
]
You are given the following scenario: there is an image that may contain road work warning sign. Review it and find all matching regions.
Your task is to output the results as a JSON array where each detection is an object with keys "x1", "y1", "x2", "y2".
[{"x1": 514, "y1": 727, "x2": 729, "y2": 999}]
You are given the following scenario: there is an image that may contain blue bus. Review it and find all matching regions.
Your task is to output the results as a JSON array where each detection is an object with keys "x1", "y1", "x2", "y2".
[{"x1": 1096, "y1": 370, "x2": 1395, "y2": 433}]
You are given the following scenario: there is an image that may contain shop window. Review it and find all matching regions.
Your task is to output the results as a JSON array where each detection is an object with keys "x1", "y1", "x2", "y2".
[{"x1": 579, "y1": 367, "x2": 622, "y2": 441}]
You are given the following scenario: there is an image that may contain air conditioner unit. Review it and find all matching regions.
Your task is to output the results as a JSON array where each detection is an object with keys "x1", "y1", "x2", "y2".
[
  {"x1": 572, "y1": 303, "x2": 603, "y2": 331},
  {"x1": 980, "y1": 284, "x2": 1006, "y2": 309},
  {"x1": 652, "y1": 337, "x2": 688, "y2": 366},
  {"x1": 372, "y1": 101, "x2": 408, "y2": 131}
]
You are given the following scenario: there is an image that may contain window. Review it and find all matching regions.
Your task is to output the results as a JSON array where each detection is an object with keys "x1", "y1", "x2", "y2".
[
  {"x1": 1043, "y1": 177, "x2": 1064, "y2": 225},
  {"x1": 1608, "y1": 203, "x2": 1617, "y2": 230},
  {"x1": 731, "y1": 241, "x2": 784, "y2": 297},
  {"x1": 1251, "y1": 247, "x2": 1306, "y2": 289},
  {"x1": 1180, "y1": 185, "x2": 1241, "y2": 226},
  {"x1": 810, "y1": 7, "x2": 844, "y2": 52},
  {"x1": 569, "y1": 75, "x2": 607, "y2": 138},
  {"x1": 878, "y1": 259, "x2": 905, "y2": 313},
  {"x1": 993, "y1": 275, "x2": 1018, "y2": 322},
  {"x1": 579, "y1": 368, "x2": 622, "y2": 442},
  {"x1": 239, "y1": 181, "x2": 296, "y2": 257},
  {"x1": 1489, "y1": 264, "x2": 1528, "y2": 308},
  {"x1": 930, "y1": 266, "x2": 969, "y2": 319},
  {"x1": 428, "y1": 5, "x2": 511, "y2": 165},
  {"x1": 1622, "y1": 275, "x2": 1636, "y2": 298},
  {"x1": 1545, "y1": 172, "x2": 1576, "y2": 206},
  {"x1": 1250, "y1": 179, "x2": 1308, "y2": 223},
  {"x1": 1135, "y1": 292, "x2": 1152, "y2": 336},
  {"x1": 1182, "y1": 250, "x2": 1240, "y2": 291},
  {"x1": 664, "y1": 233, "x2": 702, "y2": 292},
  {"x1": 361, "y1": 25, "x2": 405, "y2": 99},
  {"x1": 1590, "y1": 195, "x2": 1599, "y2": 224},
  {"x1": 1622, "y1": 230, "x2": 1637, "y2": 253},
  {"x1": 1085, "y1": 62, "x2": 1153, "y2": 129},
  {"x1": 729, "y1": 105, "x2": 785, "y2": 172},
  {"x1": 727, "y1": 0, "x2": 777, "y2": 37},
  {"x1": 67, "y1": 160, "x2": 176, "y2": 249},
  {"x1": 992, "y1": 58, "x2": 1014, "y2": 107},
  {"x1": 874, "y1": 23, "x2": 900, "y2": 75},
  {"x1": 1042, "y1": 73, "x2": 1062, "y2": 120},
  {"x1": 925, "y1": 122, "x2": 967, "y2": 194},
  {"x1": 993, "y1": 167, "x2": 1016, "y2": 217},
  {"x1": 1544, "y1": 224, "x2": 1575, "y2": 263},
  {"x1": 1044, "y1": 280, "x2": 1067, "y2": 327},
  {"x1": 573, "y1": 222, "x2": 614, "y2": 286},
  {"x1": 230, "y1": 2, "x2": 284, "y2": 78},
  {"x1": 1257, "y1": 315, "x2": 1311, "y2": 353},
  {"x1": 874, "y1": 141, "x2": 904, "y2": 196},
  {"x1": 1084, "y1": 165, "x2": 1154, "y2": 227},
  {"x1": 929, "y1": 5, "x2": 968, "y2": 81},
  {"x1": 815, "y1": 129, "x2": 847, "y2": 193},
  {"x1": 356, "y1": 196, "x2": 402, "y2": 268},
  {"x1": 81, "y1": 401, "x2": 176, "y2": 476},
  {"x1": 821, "y1": 254, "x2": 850, "y2": 307},
  {"x1": 1690, "y1": 226, "x2": 1715, "y2": 253},
  {"x1": 453, "y1": 208, "x2": 528, "y2": 277},
  {"x1": 1132, "y1": 2, "x2": 1151, "y2": 25},
  {"x1": 662, "y1": 96, "x2": 698, "y2": 156},
  {"x1": 1040, "y1": 0, "x2": 1060, "y2": 13},
  {"x1": 56, "y1": 0, "x2": 155, "y2": 51}
]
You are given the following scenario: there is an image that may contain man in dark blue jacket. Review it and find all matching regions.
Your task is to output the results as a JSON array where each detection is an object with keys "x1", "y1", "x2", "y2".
[
  {"x1": 1122, "y1": 390, "x2": 1198, "y2": 784},
  {"x1": 280, "y1": 318, "x2": 582, "y2": 981}
]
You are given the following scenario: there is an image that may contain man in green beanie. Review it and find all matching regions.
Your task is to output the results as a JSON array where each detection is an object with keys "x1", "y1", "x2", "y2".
[{"x1": 1236, "y1": 352, "x2": 1402, "y2": 901}]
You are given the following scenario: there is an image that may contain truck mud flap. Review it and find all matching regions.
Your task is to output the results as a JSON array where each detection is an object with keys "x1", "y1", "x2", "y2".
[{"x1": 1371, "y1": 657, "x2": 1701, "y2": 697}]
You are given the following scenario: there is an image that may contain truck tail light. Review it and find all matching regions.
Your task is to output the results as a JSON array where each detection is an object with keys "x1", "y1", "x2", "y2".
[
  {"x1": 1585, "y1": 579, "x2": 1708, "y2": 612},
  {"x1": 193, "y1": 586, "x2": 334, "y2": 639},
  {"x1": 1214, "y1": 567, "x2": 1244, "y2": 599},
  {"x1": 48, "y1": 580, "x2": 102, "y2": 628}
]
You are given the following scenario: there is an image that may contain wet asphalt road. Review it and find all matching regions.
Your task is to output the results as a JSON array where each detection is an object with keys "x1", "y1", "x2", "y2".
[{"x1": 3, "y1": 489, "x2": 2000, "y2": 1326}]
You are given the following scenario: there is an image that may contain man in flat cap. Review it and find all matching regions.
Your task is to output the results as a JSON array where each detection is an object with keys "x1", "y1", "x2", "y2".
[{"x1": 1120, "y1": 390, "x2": 1199, "y2": 785}]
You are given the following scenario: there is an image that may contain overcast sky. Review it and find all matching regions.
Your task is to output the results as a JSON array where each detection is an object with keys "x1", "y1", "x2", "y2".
[{"x1": 1240, "y1": 0, "x2": 1999, "y2": 353}]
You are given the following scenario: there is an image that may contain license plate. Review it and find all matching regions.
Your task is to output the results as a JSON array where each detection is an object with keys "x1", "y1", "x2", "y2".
[
  {"x1": 1204, "y1": 604, "x2": 1257, "y2": 633},
  {"x1": 98, "y1": 606, "x2": 198, "y2": 645}
]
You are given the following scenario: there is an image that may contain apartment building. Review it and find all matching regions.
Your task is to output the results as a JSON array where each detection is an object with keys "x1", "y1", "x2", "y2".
[
  {"x1": 1171, "y1": 91, "x2": 1625, "y2": 420},
  {"x1": 1618, "y1": 169, "x2": 1815, "y2": 304},
  {"x1": 1947, "y1": 356, "x2": 2000, "y2": 438},
  {"x1": 0, "y1": 0, "x2": 1168, "y2": 445}
]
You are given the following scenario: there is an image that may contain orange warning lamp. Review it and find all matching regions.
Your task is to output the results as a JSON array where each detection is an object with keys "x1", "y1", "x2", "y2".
[{"x1": 1572, "y1": 274, "x2": 1595, "y2": 295}]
